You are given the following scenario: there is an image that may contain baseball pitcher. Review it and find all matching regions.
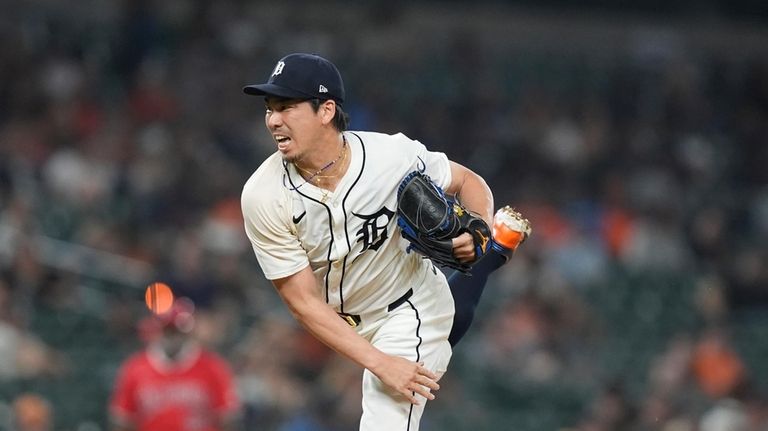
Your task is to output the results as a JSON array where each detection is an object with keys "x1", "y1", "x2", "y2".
[{"x1": 241, "y1": 53, "x2": 530, "y2": 431}]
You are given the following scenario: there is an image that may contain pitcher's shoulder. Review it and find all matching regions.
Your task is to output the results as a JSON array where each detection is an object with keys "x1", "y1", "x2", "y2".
[
  {"x1": 348, "y1": 130, "x2": 423, "y2": 157},
  {"x1": 242, "y1": 152, "x2": 286, "y2": 204}
]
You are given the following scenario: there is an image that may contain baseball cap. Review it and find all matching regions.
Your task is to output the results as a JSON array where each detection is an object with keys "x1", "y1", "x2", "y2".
[{"x1": 243, "y1": 53, "x2": 345, "y2": 104}]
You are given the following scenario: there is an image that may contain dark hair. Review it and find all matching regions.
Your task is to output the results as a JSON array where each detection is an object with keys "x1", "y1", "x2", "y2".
[{"x1": 310, "y1": 98, "x2": 350, "y2": 132}]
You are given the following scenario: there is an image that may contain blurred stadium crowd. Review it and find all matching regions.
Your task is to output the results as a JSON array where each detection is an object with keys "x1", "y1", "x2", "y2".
[{"x1": 1, "y1": 1, "x2": 767, "y2": 430}]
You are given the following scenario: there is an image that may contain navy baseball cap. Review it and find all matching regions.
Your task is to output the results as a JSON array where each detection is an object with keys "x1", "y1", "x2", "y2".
[{"x1": 243, "y1": 53, "x2": 345, "y2": 104}]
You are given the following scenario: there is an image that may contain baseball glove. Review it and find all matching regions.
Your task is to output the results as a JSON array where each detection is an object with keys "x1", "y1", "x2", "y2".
[{"x1": 396, "y1": 171, "x2": 492, "y2": 273}]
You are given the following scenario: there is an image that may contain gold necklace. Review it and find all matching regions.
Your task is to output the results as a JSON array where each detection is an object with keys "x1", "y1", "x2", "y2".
[
  {"x1": 295, "y1": 143, "x2": 348, "y2": 183},
  {"x1": 294, "y1": 136, "x2": 347, "y2": 184}
]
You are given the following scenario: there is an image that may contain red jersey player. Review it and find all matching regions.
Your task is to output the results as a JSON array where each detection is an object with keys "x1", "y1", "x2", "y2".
[{"x1": 109, "y1": 299, "x2": 241, "y2": 431}]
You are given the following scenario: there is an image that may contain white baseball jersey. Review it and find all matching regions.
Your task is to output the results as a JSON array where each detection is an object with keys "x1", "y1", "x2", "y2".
[
  {"x1": 242, "y1": 130, "x2": 451, "y2": 314},
  {"x1": 242, "y1": 131, "x2": 456, "y2": 431}
]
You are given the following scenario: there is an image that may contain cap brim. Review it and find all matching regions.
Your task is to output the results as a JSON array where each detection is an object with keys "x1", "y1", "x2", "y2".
[{"x1": 242, "y1": 83, "x2": 313, "y2": 99}]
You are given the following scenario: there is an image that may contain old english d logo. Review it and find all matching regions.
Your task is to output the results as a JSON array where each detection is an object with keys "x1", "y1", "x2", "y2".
[
  {"x1": 353, "y1": 207, "x2": 394, "y2": 252},
  {"x1": 272, "y1": 61, "x2": 285, "y2": 76}
]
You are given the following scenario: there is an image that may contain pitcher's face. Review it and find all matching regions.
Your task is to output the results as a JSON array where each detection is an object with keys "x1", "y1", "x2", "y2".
[{"x1": 264, "y1": 98, "x2": 324, "y2": 163}]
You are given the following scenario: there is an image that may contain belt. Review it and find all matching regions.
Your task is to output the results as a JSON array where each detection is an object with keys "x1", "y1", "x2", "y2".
[{"x1": 338, "y1": 288, "x2": 414, "y2": 328}]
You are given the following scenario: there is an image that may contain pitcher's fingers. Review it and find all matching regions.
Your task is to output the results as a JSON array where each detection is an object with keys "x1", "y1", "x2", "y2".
[
  {"x1": 416, "y1": 375, "x2": 440, "y2": 391},
  {"x1": 451, "y1": 235, "x2": 471, "y2": 249},
  {"x1": 418, "y1": 363, "x2": 438, "y2": 380},
  {"x1": 402, "y1": 389, "x2": 421, "y2": 405},
  {"x1": 409, "y1": 384, "x2": 435, "y2": 402}
]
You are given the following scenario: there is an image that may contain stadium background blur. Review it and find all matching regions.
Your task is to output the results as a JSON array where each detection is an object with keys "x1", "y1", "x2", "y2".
[{"x1": 1, "y1": 1, "x2": 767, "y2": 430}]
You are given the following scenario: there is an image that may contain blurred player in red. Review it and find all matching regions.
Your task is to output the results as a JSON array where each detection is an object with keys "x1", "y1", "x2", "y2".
[{"x1": 109, "y1": 298, "x2": 241, "y2": 431}]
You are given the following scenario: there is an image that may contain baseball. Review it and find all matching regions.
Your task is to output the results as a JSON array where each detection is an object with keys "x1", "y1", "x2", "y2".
[{"x1": 144, "y1": 282, "x2": 174, "y2": 314}]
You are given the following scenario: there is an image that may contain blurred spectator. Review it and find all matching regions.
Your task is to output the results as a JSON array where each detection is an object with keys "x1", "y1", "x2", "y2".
[
  {"x1": 0, "y1": 280, "x2": 66, "y2": 380},
  {"x1": 11, "y1": 393, "x2": 53, "y2": 431},
  {"x1": 481, "y1": 291, "x2": 562, "y2": 382},
  {"x1": 233, "y1": 317, "x2": 314, "y2": 429},
  {"x1": 109, "y1": 298, "x2": 241, "y2": 431},
  {"x1": 699, "y1": 398, "x2": 749, "y2": 431},
  {"x1": 691, "y1": 327, "x2": 747, "y2": 400},
  {"x1": 575, "y1": 382, "x2": 636, "y2": 431},
  {"x1": 0, "y1": 323, "x2": 64, "y2": 380}
]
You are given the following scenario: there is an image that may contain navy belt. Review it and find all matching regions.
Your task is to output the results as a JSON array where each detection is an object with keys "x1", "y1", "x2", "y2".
[{"x1": 338, "y1": 288, "x2": 414, "y2": 327}]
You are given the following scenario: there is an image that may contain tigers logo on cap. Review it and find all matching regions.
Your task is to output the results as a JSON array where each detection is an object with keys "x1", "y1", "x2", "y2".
[
  {"x1": 243, "y1": 53, "x2": 345, "y2": 104},
  {"x1": 272, "y1": 61, "x2": 285, "y2": 76}
]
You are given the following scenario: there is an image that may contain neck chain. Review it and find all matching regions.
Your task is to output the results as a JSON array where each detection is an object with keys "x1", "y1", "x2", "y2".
[
  {"x1": 295, "y1": 134, "x2": 347, "y2": 185},
  {"x1": 295, "y1": 145, "x2": 348, "y2": 182}
]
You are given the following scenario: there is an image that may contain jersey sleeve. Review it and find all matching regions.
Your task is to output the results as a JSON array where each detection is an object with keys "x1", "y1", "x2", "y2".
[
  {"x1": 395, "y1": 133, "x2": 452, "y2": 189},
  {"x1": 241, "y1": 162, "x2": 309, "y2": 280},
  {"x1": 206, "y1": 353, "x2": 241, "y2": 416},
  {"x1": 109, "y1": 357, "x2": 139, "y2": 423}
]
